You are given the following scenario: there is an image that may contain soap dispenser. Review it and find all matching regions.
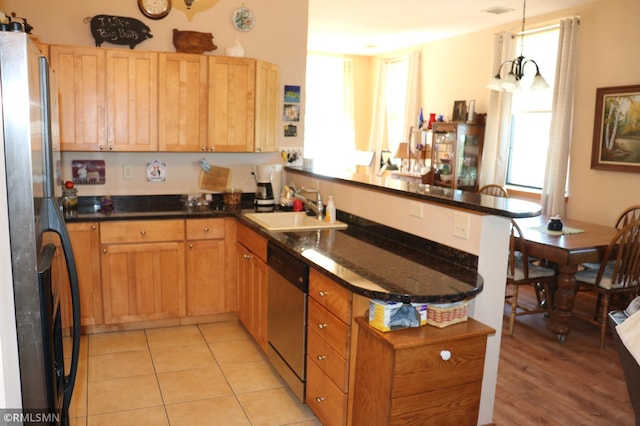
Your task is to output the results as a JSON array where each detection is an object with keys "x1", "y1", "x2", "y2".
[{"x1": 325, "y1": 196, "x2": 336, "y2": 224}]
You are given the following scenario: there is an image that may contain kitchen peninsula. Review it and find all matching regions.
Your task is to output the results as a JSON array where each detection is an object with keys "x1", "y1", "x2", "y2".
[{"x1": 283, "y1": 165, "x2": 541, "y2": 425}]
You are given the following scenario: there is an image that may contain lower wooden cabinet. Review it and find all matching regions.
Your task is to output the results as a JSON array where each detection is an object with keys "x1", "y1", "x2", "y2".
[
  {"x1": 235, "y1": 222, "x2": 268, "y2": 351},
  {"x1": 352, "y1": 316, "x2": 494, "y2": 426},
  {"x1": 67, "y1": 223, "x2": 103, "y2": 326},
  {"x1": 306, "y1": 268, "x2": 363, "y2": 426},
  {"x1": 100, "y1": 220, "x2": 186, "y2": 324},
  {"x1": 185, "y1": 218, "x2": 227, "y2": 316},
  {"x1": 49, "y1": 223, "x2": 103, "y2": 330}
]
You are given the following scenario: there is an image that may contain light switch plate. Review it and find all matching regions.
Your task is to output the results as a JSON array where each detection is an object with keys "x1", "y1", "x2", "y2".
[
  {"x1": 409, "y1": 201, "x2": 424, "y2": 218},
  {"x1": 453, "y1": 212, "x2": 470, "y2": 239},
  {"x1": 123, "y1": 165, "x2": 133, "y2": 180}
]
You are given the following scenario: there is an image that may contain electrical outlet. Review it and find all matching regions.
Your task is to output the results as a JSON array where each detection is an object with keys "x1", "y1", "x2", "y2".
[
  {"x1": 409, "y1": 201, "x2": 424, "y2": 218},
  {"x1": 123, "y1": 165, "x2": 133, "y2": 180},
  {"x1": 453, "y1": 212, "x2": 470, "y2": 240}
]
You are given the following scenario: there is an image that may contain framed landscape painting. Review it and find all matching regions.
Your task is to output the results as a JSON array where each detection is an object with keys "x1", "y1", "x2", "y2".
[{"x1": 591, "y1": 84, "x2": 640, "y2": 173}]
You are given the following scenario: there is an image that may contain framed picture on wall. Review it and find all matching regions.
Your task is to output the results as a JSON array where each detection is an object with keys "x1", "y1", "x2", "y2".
[
  {"x1": 452, "y1": 100, "x2": 467, "y2": 122},
  {"x1": 591, "y1": 84, "x2": 640, "y2": 173}
]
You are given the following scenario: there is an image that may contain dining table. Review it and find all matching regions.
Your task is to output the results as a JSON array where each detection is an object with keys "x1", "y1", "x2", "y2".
[{"x1": 515, "y1": 215, "x2": 619, "y2": 340}]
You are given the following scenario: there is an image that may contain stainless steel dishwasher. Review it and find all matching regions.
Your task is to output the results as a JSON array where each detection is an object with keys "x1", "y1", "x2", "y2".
[{"x1": 267, "y1": 242, "x2": 309, "y2": 402}]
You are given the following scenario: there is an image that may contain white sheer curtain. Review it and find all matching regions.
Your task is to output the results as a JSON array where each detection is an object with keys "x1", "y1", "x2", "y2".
[
  {"x1": 480, "y1": 32, "x2": 516, "y2": 186},
  {"x1": 403, "y1": 50, "x2": 421, "y2": 151},
  {"x1": 541, "y1": 18, "x2": 580, "y2": 217},
  {"x1": 368, "y1": 59, "x2": 389, "y2": 172},
  {"x1": 367, "y1": 50, "x2": 421, "y2": 173}
]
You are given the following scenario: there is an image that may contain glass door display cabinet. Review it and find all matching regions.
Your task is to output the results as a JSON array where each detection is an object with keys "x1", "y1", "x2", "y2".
[{"x1": 427, "y1": 122, "x2": 484, "y2": 192}]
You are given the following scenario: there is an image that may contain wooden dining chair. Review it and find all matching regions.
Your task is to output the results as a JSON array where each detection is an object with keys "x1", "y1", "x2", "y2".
[
  {"x1": 573, "y1": 219, "x2": 640, "y2": 349},
  {"x1": 478, "y1": 184, "x2": 509, "y2": 198},
  {"x1": 506, "y1": 220, "x2": 556, "y2": 335},
  {"x1": 615, "y1": 205, "x2": 640, "y2": 229}
]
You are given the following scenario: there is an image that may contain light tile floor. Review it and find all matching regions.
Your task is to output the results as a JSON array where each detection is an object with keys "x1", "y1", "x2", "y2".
[{"x1": 67, "y1": 320, "x2": 321, "y2": 426}]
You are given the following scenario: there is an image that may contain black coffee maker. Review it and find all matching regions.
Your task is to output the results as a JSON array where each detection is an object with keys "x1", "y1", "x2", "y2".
[{"x1": 253, "y1": 172, "x2": 275, "y2": 212}]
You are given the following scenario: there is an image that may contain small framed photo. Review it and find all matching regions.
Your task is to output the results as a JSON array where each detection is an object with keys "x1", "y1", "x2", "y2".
[
  {"x1": 452, "y1": 100, "x2": 467, "y2": 122},
  {"x1": 591, "y1": 84, "x2": 640, "y2": 173}
]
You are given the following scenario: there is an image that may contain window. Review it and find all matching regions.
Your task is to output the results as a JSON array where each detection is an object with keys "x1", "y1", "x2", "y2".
[
  {"x1": 384, "y1": 58, "x2": 410, "y2": 160},
  {"x1": 506, "y1": 27, "x2": 559, "y2": 190},
  {"x1": 304, "y1": 54, "x2": 355, "y2": 169}
]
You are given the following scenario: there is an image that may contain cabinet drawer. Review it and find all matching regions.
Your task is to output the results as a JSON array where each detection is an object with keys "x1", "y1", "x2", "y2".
[
  {"x1": 389, "y1": 381, "x2": 482, "y2": 426},
  {"x1": 236, "y1": 222, "x2": 267, "y2": 261},
  {"x1": 100, "y1": 220, "x2": 184, "y2": 244},
  {"x1": 186, "y1": 218, "x2": 225, "y2": 240},
  {"x1": 392, "y1": 335, "x2": 487, "y2": 397},
  {"x1": 307, "y1": 328, "x2": 349, "y2": 392},
  {"x1": 309, "y1": 269, "x2": 352, "y2": 324},
  {"x1": 306, "y1": 357, "x2": 348, "y2": 426},
  {"x1": 308, "y1": 298, "x2": 350, "y2": 358}
]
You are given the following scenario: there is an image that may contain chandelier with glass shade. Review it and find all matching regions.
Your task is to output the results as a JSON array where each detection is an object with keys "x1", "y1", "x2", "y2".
[{"x1": 487, "y1": 0, "x2": 549, "y2": 92}]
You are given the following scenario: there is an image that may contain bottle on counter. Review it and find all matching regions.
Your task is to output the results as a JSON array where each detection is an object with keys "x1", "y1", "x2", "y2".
[{"x1": 325, "y1": 196, "x2": 336, "y2": 224}]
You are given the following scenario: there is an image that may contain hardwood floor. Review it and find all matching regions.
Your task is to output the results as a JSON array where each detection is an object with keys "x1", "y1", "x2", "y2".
[{"x1": 493, "y1": 286, "x2": 635, "y2": 425}]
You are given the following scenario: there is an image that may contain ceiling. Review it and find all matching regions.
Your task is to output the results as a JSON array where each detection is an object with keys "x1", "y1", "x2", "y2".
[{"x1": 307, "y1": 0, "x2": 594, "y2": 55}]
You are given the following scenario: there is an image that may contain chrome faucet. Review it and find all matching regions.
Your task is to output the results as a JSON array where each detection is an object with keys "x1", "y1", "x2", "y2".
[{"x1": 293, "y1": 187, "x2": 324, "y2": 220}]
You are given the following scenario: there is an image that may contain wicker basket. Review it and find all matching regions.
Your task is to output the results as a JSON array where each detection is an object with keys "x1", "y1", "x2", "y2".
[{"x1": 426, "y1": 301, "x2": 469, "y2": 328}]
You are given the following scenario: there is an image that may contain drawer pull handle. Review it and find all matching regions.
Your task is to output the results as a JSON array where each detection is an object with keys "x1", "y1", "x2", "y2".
[
  {"x1": 189, "y1": 243, "x2": 194, "y2": 249},
  {"x1": 203, "y1": 227, "x2": 209, "y2": 232},
  {"x1": 319, "y1": 291, "x2": 328, "y2": 297},
  {"x1": 317, "y1": 355, "x2": 326, "y2": 361},
  {"x1": 102, "y1": 248, "x2": 107, "y2": 254},
  {"x1": 440, "y1": 350, "x2": 451, "y2": 361},
  {"x1": 315, "y1": 397, "x2": 325, "y2": 403},
  {"x1": 91, "y1": 225, "x2": 97, "y2": 230},
  {"x1": 140, "y1": 230, "x2": 146, "y2": 236},
  {"x1": 317, "y1": 323, "x2": 327, "y2": 329}
]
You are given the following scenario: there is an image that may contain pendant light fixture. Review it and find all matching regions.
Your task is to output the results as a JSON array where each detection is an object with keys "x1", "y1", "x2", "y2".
[
  {"x1": 185, "y1": 0, "x2": 195, "y2": 8},
  {"x1": 487, "y1": 0, "x2": 549, "y2": 92}
]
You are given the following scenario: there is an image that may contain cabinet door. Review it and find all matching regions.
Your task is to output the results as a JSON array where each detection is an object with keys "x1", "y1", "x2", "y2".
[
  {"x1": 235, "y1": 242, "x2": 268, "y2": 351},
  {"x1": 101, "y1": 241, "x2": 186, "y2": 324},
  {"x1": 186, "y1": 239, "x2": 226, "y2": 316},
  {"x1": 48, "y1": 224, "x2": 103, "y2": 329},
  {"x1": 158, "y1": 53, "x2": 208, "y2": 152},
  {"x1": 106, "y1": 49, "x2": 158, "y2": 151},
  {"x1": 50, "y1": 45, "x2": 106, "y2": 151},
  {"x1": 254, "y1": 60, "x2": 279, "y2": 153},
  {"x1": 68, "y1": 223, "x2": 103, "y2": 326},
  {"x1": 236, "y1": 242, "x2": 252, "y2": 331},
  {"x1": 208, "y1": 57, "x2": 255, "y2": 152},
  {"x1": 253, "y1": 254, "x2": 268, "y2": 352}
]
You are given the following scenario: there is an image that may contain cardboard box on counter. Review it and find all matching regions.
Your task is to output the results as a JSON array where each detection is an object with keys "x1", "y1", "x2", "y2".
[{"x1": 368, "y1": 299, "x2": 427, "y2": 332}]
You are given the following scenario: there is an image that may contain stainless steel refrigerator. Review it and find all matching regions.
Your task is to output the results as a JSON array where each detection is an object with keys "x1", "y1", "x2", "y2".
[{"x1": 0, "y1": 32, "x2": 80, "y2": 424}]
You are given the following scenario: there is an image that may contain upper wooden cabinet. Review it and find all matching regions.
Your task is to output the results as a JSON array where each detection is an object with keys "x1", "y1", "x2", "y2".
[
  {"x1": 158, "y1": 53, "x2": 208, "y2": 152},
  {"x1": 106, "y1": 50, "x2": 158, "y2": 151},
  {"x1": 208, "y1": 57, "x2": 256, "y2": 152},
  {"x1": 50, "y1": 45, "x2": 106, "y2": 151},
  {"x1": 50, "y1": 45, "x2": 158, "y2": 151},
  {"x1": 254, "y1": 60, "x2": 280, "y2": 153},
  {"x1": 50, "y1": 44, "x2": 279, "y2": 153}
]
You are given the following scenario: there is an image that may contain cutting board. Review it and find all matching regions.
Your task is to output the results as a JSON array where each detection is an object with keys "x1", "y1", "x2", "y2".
[{"x1": 198, "y1": 166, "x2": 231, "y2": 192}]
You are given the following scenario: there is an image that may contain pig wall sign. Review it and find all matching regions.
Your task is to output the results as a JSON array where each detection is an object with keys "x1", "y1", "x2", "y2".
[
  {"x1": 90, "y1": 15, "x2": 152, "y2": 49},
  {"x1": 172, "y1": 29, "x2": 217, "y2": 54}
]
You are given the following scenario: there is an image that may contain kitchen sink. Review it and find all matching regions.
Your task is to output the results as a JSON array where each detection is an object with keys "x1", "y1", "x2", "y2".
[{"x1": 243, "y1": 211, "x2": 348, "y2": 231}]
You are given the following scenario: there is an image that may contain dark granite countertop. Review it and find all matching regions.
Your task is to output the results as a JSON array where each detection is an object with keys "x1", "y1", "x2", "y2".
[
  {"x1": 65, "y1": 194, "x2": 482, "y2": 304},
  {"x1": 285, "y1": 166, "x2": 541, "y2": 218}
]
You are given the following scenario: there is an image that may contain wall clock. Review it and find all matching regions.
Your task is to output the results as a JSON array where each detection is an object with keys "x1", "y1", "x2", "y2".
[{"x1": 138, "y1": 0, "x2": 172, "y2": 20}]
